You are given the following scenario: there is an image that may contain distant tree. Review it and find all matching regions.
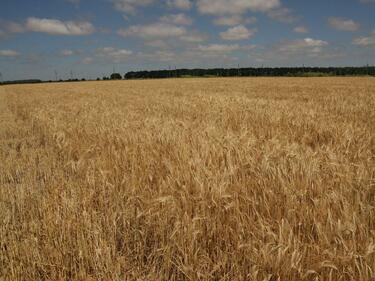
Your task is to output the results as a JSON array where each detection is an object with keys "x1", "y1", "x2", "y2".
[
  {"x1": 110, "y1": 73, "x2": 122, "y2": 80},
  {"x1": 123, "y1": 66, "x2": 375, "y2": 79},
  {"x1": 96, "y1": 77, "x2": 101, "y2": 81},
  {"x1": 81, "y1": 78, "x2": 86, "y2": 81}
]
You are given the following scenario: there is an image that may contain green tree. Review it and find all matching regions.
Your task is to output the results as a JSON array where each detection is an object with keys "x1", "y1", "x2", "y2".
[{"x1": 110, "y1": 73, "x2": 122, "y2": 80}]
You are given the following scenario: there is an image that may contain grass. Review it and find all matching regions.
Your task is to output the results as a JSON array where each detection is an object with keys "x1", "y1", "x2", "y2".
[{"x1": 0, "y1": 77, "x2": 374, "y2": 280}]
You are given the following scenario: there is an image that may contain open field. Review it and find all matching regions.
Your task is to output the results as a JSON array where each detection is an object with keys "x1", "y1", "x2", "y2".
[{"x1": 0, "y1": 77, "x2": 374, "y2": 280}]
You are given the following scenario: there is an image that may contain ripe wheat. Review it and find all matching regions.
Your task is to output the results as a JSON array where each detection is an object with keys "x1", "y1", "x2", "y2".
[{"x1": 0, "y1": 77, "x2": 374, "y2": 280}]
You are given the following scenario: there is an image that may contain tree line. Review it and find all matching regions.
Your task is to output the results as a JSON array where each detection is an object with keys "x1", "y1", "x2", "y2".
[
  {"x1": 0, "y1": 79, "x2": 42, "y2": 85},
  {"x1": 124, "y1": 66, "x2": 375, "y2": 79},
  {"x1": 1, "y1": 66, "x2": 374, "y2": 85}
]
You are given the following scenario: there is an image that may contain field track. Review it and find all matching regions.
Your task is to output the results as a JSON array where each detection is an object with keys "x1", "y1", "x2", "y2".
[{"x1": 1, "y1": 77, "x2": 374, "y2": 280}]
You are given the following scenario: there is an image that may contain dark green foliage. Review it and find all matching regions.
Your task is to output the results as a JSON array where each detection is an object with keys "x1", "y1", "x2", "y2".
[
  {"x1": 124, "y1": 66, "x2": 375, "y2": 79},
  {"x1": 1, "y1": 66, "x2": 373, "y2": 86},
  {"x1": 0, "y1": 79, "x2": 42, "y2": 85},
  {"x1": 110, "y1": 73, "x2": 122, "y2": 80}
]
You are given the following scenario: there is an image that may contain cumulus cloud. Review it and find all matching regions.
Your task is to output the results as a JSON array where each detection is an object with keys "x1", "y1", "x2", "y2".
[
  {"x1": 166, "y1": 0, "x2": 192, "y2": 10},
  {"x1": 137, "y1": 49, "x2": 182, "y2": 62},
  {"x1": 180, "y1": 33, "x2": 206, "y2": 42},
  {"x1": 118, "y1": 23, "x2": 186, "y2": 38},
  {"x1": 145, "y1": 40, "x2": 170, "y2": 48},
  {"x1": 0, "y1": 21, "x2": 25, "y2": 37},
  {"x1": 0, "y1": 49, "x2": 20, "y2": 57},
  {"x1": 197, "y1": 0, "x2": 280, "y2": 15},
  {"x1": 61, "y1": 49, "x2": 75, "y2": 56},
  {"x1": 353, "y1": 35, "x2": 375, "y2": 46},
  {"x1": 6, "y1": 22, "x2": 25, "y2": 33},
  {"x1": 267, "y1": 8, "x2": 296, "y2": 23},
  {"x1": 0, "y1": 18, "x2": 93, "y2": 37},
  {"x1": 97, "y1": 47, "x2": 133, "y2": 62},
  {"x1": 282, "y1": 38, "x2": 328, "y2": 48},
  {"x1": 160, "y1": 13, "x2": 193, "y2": 25},
  {"x1": 82, "y1": 47, "x2": 136, "y2": 64},
  {"x1": 154, "y1": 50, "x2": 178, "y2": 61},
  {"x1": 214, "y1": 15, "x2": 242, "y2": 26},
  {"x1": 220, "y1": 25, "x2": 256, "y2": 40},
  {"x1": 252, "y1": 37, "x2": 340, "y2": 64},
  {"x1": 26, "y1": 17, "x2": 94, "y2": 35},
  {"x1": 82, "y1": 57, "x2": 93, "y2": 64},
  {"x1": 328, "y1": 17, "x2": 360, "y2": 31},
  {"x1": 294, "y1": 26, "x2": 308, "y2": 33},
  {"x1": 143, "y1": 31, "x2": 206, "y2": 51},
  {"x1": 213, "y1": 15, "x2": 257, "y2": 26},
  {"x1": 276, "y1": 38, "x2": 328, "y2": 56},
  {"x1": 197, "y1": 44, "x2": 241, "y2": 52},
  {"x1": 112, "y1": 0, "x2": 154, "y2": 14}
]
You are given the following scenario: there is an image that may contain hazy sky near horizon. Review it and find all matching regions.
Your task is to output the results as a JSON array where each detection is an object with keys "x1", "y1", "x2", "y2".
[{"x1": 0, "y1": 0, "x2": 374, "y2": 80}]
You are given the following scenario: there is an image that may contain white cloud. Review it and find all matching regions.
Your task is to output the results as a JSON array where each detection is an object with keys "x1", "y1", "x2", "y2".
[
  {"x1": 220, "y1": 25, "x2": 256, "y2": 40},
  {"x1": 145, "y1": 40, "x2": 169, "y2": 48},
  {"x1": 213, "y1": 15, "x2": 257, "y2": 26},
  {"x1": 254, "y1": 38, "x2": 339, "y2": 64},
  {"x1": 98, "y1": 47, "x2": 132, "y2": 55},
  {"x1": 118, "y1": 23, "x2": 186, "y2": 38},
  {"x1": 294, "y1": 26, "x2": 308, "y2": 33},
  {"x1": 137, "y1": 50, "x2": 179, "y2": 62},
  {"x1": 97, "y1": 47, "x2": 133, "y2": 63},
  {"x1": 160, "y1": 13, "x2": 193, "y2": 25},
  {"x1": 61, "y1": 50, "x2": 74, "y2": 56},
  {"x1": 0, "y1": 21, "x2": 25, "y2": 36},
  {"x1": 267, "y1": 8, "x2": 296, "y2": 23},
  {"x1": 26, "y1": 17, "x2": 94, "y2": 35},
  {"x1": 6, "y1": 22, "x2": 25, "y2": 33},
  {"x1": 197, "y1": 0, "x2": 280, "y2": 15},
  {"x1": 282, "y1": 38, "x2": 328, "y2": 49},
  {"x1": 214, "y1": 15, "x2": 240, "y2": 26},
  {"x1": 144, "y1": 32, "x2": 206, "y2": 50},
  {"x1": 180, "y1": 33, "x2": 206, "y2": 42},
  {"x1": 150, "y1": 50, "x2": 176, "y2": 61},
  {"x1": 86, "y1": 47, "x2": 134, "y2": 63},
  {"x1": 0, "y1": 18, "x2": 93, "y2": 37},
  {"x1": 276, "y1": 38, "x2": 329, "y2": 56},
  {"x1": 298, "y1": 38, "x2": 328, "y2": 47},
  {"x1": 197, "y1": 44, "x2": 241, "y2": 52},
  {"x1": 244, "y1": 17, "x2": 257, "y2": 25},
  {"x1": 353, "y1": 35, "x2": 375, "y2": 46},
  {"x1": 328, "y1": 17, "x2": 360, "y2": 31},
  {"x1": 0, "y1": 49, "x2": 20, "y2": 57},
  {"x1": 167, "y1": 0, "x2": 192, "y2": 10},
  {"x1": 112, "y1": 0, "x2": 154, "y2": 14},
  {"x1": 82, "y1": 57, "x2": 93, "y2": 64}
]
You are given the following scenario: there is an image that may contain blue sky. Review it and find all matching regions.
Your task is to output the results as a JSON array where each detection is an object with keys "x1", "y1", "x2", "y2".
[{"x1": 0, "y1": 0, "x2": 374, "y2": 80}]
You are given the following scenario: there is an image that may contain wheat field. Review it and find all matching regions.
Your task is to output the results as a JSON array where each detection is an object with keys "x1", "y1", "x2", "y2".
[{"x1": 0, "y1": 77, "x2": 374, "y2": 280}]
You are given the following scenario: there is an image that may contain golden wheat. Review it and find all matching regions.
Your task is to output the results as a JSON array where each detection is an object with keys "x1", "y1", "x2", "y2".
[{"x1": 0, "y1": 77, "x2": 374, "y2": 280}]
